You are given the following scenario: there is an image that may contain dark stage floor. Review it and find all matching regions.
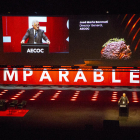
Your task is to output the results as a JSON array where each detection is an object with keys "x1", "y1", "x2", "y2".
[{"x1": 0, "y1": 86, "x2": 140, "y2": 139}]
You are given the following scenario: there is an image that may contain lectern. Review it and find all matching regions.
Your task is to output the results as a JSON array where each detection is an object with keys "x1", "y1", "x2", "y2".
[
  {"x1": 119, "y1": 104, "x2": 129, "y2": 116},
  {"x1": 21, "y1": 43, "x2": 49, "y2": 54}
]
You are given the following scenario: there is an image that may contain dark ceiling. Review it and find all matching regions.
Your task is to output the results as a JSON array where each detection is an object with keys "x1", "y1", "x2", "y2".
[{"x1": 0, "y1": 0, "x2": 139, "y2": 15}]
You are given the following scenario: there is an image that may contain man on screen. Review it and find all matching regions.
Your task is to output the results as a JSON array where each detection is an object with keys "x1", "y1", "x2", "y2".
[{"x1": 21, "y1": 20, "x2": 50, "y2": 44}]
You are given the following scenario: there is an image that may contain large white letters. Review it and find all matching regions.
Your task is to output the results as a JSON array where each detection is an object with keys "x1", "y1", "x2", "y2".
[
  {"x1": 59, "y1": 69, "x2": 69, "y2": 82},
  {"x1": 130, "y1": 70, "x2": 140, "y2": 83},
  {"x1": 39, "y1": 69, "x2": 52, "y2": 82},
  {"x1": 4, "y1": 68, "x2": 18, "y2": 81},
  {"x1": 23, "y1": 68, "x2": 33, "y2": 81},
  {"x1": 74, "y1": 69, "x2": 87, "y2": 82},
  {"x1": 94, "y1": 69, "x2": 104, "y2": 82},
  {"x1": 112, "y1": 69, "x2": 121, "y2": 83}
]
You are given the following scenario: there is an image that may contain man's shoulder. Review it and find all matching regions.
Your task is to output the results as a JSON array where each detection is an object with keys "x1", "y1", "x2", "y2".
[
  {"x1": 38, "y1": 29, "x2": 44, "y2": 33},
  {"x1": 27, "y1": 28, "x2": 34, "y2": 31}
]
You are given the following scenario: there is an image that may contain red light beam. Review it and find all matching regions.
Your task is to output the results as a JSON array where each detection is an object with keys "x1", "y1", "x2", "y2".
[
  {"x1": 124, "y1": 14, "x2": 135, "y2": 32},
  {"x1": 134, "y1": 39, "x2": 140, "y2": 51},
  {"x1": 128, "y1": 18, "x2": 140, "y2": 37}
]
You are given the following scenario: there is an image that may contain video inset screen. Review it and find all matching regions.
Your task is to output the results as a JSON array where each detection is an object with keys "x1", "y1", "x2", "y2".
[
  {"x1": 0, "y1": 14, "x2": 139, "y2": 66},
  {"x1": 2, "y1": 16, "x2": 69, "y2": 53}
]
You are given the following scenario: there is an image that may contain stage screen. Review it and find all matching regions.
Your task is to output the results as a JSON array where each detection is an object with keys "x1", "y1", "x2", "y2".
[{"x1": 0, "y1": 14, "x2": 140, "y2": 66}]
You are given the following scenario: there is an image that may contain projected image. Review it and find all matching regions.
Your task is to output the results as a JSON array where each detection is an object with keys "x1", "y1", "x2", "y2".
[
  {"x1": 2, "y1": 16, "x2": 69, "y2": 53},
  {"x1": 69, "y1": 14, "x2": 140, "y2": 64},
  {"x1": 101, "y1": 38, "x2": 132, "y2": 60}
]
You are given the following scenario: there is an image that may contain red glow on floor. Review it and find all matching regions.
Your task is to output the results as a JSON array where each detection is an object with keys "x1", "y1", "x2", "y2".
[
  {"x1": 133, "y1": 101, "x2": 139, "y2": 102},
  {"x1": 0, "y1": 109, "x2": 29, "y2": 117},
  {"x1": 132, "y1": 92, "x2": 139, "y2": 102},
  {"x1": 92, "y1": 96, "x2": 97, "y2": 99},
  {"x1": 30, "y1": 98, "x2": 35, "y2": 100},
  {"x1": 111, "y1": 100, "x2": 117, "y2": 102},
  {"x1": 50, "y1": 98, "x2": 55, "y2": 101},
  {"x1": 76, "y1": 91, "x2": 80, "y2": 92},
  {"x1": 70, "y1": 99, "x2": 76, "y2": 101},
  {"x1": 74, "y1": 94, "x2": 78, "y2": 97},
  {"x1": 112, "y1": 96, "x2": 117, "y2": 98},
  {"x1": 4, "y1": 90, "x2": 8, "y2": 91},
  {"x1": 0, "y1": 94, "x2": 3, "y2": 95},
  {"x1": 14, "y1": 96, "x2": 19, "y2": 98},
  {"x1": 57, "y1": 91, "x2": 62, "y2": 92},
  {"x1": 21, "y1": 90, "x2": 25, "y2": 92},
  {"x1": 91, "y1": 91, "x2": 99, "y2": 101},
  {"x1": 72, "y1": 96, "x2": 77, "y2": 99},
  {"x1": 91, "y1": 99, "x2": 97, "y2": 101},
  {"x1": 51, "y1": 92, "x2": 61, "y2": 100},
  {"x1": 11, "y1": 98, "x2": 16, "y2": 100},
  {"x1": 33, "y1": 96, "x2": 38, "y2": 98},
  {"x1": 112, "y1": 97, "x2": 117, "y2": 100},
  {"x1": 1, "y1": 92, "x2": 6, "y2": 93},
  {"x1": 70, "y1": 92, "x2": 80, "y2": 101},
  {"x1": 113, "y1": 92, "x2": 118, "y2": 93},
  {"x1": 39, "y1": 91, "x2": 43, "y2": 92},
  {"x1": 133, "y1": 98, "x2": 138, "y2": 100}
]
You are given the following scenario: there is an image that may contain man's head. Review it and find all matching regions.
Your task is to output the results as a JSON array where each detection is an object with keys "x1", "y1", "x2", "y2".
[
  {"x1": 32, "y1": 20, "x2": 39, "y2": 30},
  {"x1": 123, "y1": 93, "x2": 126, "y2": 97}
]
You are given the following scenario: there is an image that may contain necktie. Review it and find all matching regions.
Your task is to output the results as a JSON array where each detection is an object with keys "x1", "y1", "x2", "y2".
[{"x1": 34, "y1": 30, "x2": 38, "y2": 43}]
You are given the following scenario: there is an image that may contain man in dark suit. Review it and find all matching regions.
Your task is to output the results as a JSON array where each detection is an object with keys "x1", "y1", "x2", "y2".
[{"x1": 21, "y1": 20, "x2": 50, "y2": 44}]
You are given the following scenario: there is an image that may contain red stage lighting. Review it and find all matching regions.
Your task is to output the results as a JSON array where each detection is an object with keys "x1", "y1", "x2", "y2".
[
  {"x1": 92, "y1": 96, "x2": 97, "y2": 99},
  {"x1": 111, "y1": 100, "x2": 117, "y2": 102},
  {"x1": 4, "y1": 90, "x2": 8, "y2": 91},
  {"x1": 50, "y1": 99, "x2": 55, "y2": 101},
  {"x1": 30, "y1": 99, "x2": 35, "y2": 101},
  {"x1": 70, "y1": 99, "x2": 76, "y2": 101},
  {"x1": 39, "y1": 91, "x2": 43, "y2": 92},
  {"x1": 11, "y1": 98, "x2": 16, "y2": 100},
  {"x1": 14, "y1": 96, "x2": 19, "y2": 98},
  {"x1": 133, "y1": 101, "x2": 139, "y2": 102},
  {"x1": 91, "y1": 99, "x2": 97, "y2": 101}
]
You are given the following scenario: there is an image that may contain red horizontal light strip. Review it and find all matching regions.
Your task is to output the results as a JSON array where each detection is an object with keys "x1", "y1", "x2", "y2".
[
  {"x1": 70, "y1": 91, "x2": 80, "y2": 101},
  {"x1": 11, "y1": 98, "x2": 16, "y2": 100},
  {"x1": 132, "y1": 92, "x2": 139, "y2": 102},
  {"x1": 91, "y1": 91, "x2": 99, "y2": 101},
  {"x1": 111, "y1": 92, "x2": 118, "y2": 102},
  {"x1": 11, "y1": 90, "x2": 24, "y2": 100},
  {"x1": 30, "y1": 91, "x2": 42, "y2": 100},
  {"x1": 30, "y1": 99, "x2": 35, "y2": 101},
  {"x1": 50, "y1": 92, "x2": 61, "y2": 101}
]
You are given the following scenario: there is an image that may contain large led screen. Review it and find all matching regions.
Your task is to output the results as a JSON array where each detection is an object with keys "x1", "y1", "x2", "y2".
[{"x1": 0, "y1": 14, "x2": 140, "y2": 66}]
